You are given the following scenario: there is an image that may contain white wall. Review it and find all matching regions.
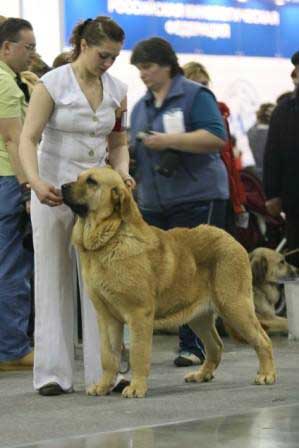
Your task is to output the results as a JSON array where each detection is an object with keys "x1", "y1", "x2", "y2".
[
  {"x1": 21, "y1": 0, "x2": 63, "y2": 67},
  {"x1": 0, "y1": 0, "x2": 63, "y2": 66},
  {"x1": 0, "y1": 0, "x2": 20, "y2": 17}
]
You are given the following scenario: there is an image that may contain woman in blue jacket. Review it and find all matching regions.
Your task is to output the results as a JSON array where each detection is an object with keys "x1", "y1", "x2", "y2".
[{"x1": 130, "y1": 37, "x2": 229, "y2": 366}]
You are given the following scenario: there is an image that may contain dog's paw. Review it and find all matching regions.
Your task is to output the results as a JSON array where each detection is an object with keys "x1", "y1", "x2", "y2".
[
  {"x1": 254, "y1": 372, "x2": 276, "y2": 385},
  {"x1": 122, "y1": 381, "x2": 148, "y2": 398},
  {"x1": 86, "y1": 382, "x2": 111, "y2": 396},
  {"x1": 184, "y1": 370, "x2": 214, "y2": 383}
]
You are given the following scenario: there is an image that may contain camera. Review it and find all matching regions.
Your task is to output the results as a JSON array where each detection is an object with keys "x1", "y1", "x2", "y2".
[
  {"x1": 136, "y1": 131, "x2": 181, "y2": 177},
  {"x1": 155, "y1": 149, "x2": 181, "y2": 177}
]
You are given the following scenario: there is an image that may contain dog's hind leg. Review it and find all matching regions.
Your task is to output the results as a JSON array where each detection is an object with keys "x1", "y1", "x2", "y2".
[
  {"x1": 184, "y1": 311, "x2": 224, "y2": 384},
  {"x1": 87, "y1": 299, "x2": 123, "y2": 396},
  {"x1": 221, "y1": 305, "x2": 276, "y2": 385}
]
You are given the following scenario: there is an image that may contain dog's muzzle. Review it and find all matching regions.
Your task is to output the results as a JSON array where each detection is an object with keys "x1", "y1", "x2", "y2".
[{"x1": 61, "y1": 183, "x2": 89, "y2": 218}]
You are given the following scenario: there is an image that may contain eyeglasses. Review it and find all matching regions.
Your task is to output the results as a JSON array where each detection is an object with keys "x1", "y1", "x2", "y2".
[
  {"x1": 10, "y1": 40, "x2": 36, "y2": 52},
  {"x1": 23, "y1": 43, "x2": 36, "y2": 52}
]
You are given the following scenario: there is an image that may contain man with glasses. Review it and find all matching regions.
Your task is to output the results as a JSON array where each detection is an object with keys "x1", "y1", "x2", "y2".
[{"x1": 0, "y1": 18, "x2": 36, "y2": 370}]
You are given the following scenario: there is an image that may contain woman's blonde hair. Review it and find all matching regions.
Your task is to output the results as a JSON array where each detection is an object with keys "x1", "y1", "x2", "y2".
[{"x1": 182, "y1": 61, "x2": 211, "y2": 86}]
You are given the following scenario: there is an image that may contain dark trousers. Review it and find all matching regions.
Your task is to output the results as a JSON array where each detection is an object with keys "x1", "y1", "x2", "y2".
[
  {"x1": 0, "y1": 176, "x2": 33, "y2": 361},
  {"x1": 141, "y1": 199, "x2": 228, "y2": 357}
]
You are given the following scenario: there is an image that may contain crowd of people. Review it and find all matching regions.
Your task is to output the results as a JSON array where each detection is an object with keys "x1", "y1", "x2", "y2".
[{"x1": 0, "y1": 15, "x2": 298, "y2": 396}]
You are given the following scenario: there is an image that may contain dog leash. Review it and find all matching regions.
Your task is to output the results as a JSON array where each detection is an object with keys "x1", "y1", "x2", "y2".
[{"x1": 284, "y1": 248, "x2": 299, "y2": 257}]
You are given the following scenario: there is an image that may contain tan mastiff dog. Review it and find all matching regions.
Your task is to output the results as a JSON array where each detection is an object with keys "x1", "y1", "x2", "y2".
[
  {"x1": 61, "y1": 167, "x2": 276, "y2": 398},
  {"x1": 250, "y1": 247, "x2": 298, "y2": 333}
]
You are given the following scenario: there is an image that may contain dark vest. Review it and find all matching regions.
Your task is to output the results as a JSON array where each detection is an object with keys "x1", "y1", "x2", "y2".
[{"x1": 130, "y1": 75, "x2": 229, "y2": 212}]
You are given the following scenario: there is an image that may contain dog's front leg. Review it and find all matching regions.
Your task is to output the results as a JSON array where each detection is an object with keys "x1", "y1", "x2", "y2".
[
  {"x1": 87, "y1": 301, "x2": 123, "y2": 396},
  {"x1": 122, "y1": 313, "x2": 154, "y2": 398}
]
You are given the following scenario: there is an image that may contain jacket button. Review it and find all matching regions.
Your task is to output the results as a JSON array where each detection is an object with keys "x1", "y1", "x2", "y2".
[
  {"x1": 89, "y1": 131, "x2": 96, "y2": 137},
  {"x1": 88, "y1": 150, "x2": 95, "y2": 157}
]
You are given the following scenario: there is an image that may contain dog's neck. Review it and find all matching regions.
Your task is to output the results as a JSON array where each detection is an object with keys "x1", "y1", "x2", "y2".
[
  {"x1": 73, "y1": 210, "x2": 158, "y2": 256},
  {"x1": 72, "y1": 211, "x2": 122, "y2": 251}
]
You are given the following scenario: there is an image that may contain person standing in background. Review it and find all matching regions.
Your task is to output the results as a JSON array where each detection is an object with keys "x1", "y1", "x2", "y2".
[
  {"x1": 130, "y1": 39, "x2": 229, "y2": 368},
  {"x1": 19, "y1": 16, "x2": 133, "y2": 396},
  {"x1": 264, "y1": 50, "x2": 299, "y2": 268},
  {"x1": 172, "y1": 60, "x2": 245, "y2": 365},
  {"x1": 0, "y1": 18, "x2": 36, "y2": 371},
  {"x1": 247, "y1": 103, "x2": 275, "y2": 181},
  {"x1": 182, "y1": 61, "x2": 211, "y2": 86}
]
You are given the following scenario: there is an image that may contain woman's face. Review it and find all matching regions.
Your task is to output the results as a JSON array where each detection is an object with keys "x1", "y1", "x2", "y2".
[
  {"x1": 136, "y1": 62, "x2": 171, "y2": 91},
  {"x1": 81, "y1": 38, "x2": 122, "y2": 76}
]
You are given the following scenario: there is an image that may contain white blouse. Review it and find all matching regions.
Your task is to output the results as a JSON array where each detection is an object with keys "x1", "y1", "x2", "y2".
[{"x1": 38, "y1": 63, "x2": 127, "y2": 186}]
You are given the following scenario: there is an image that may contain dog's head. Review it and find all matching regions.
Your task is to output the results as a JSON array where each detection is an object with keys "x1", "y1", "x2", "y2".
[
  {"x1": 61, "y1": 167, "x2": 141, "y2": 250},
  {"x1": 249, "y1": 247, "x2": 298, "y2": 287},
  {"x1": 62, "y1": 167, "x2": 132, "y2": 218}
]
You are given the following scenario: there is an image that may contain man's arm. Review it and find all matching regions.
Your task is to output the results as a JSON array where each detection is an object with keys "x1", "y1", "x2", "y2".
[{"x1": 0, "y1": 116, "x2": 27, "y2": 182}]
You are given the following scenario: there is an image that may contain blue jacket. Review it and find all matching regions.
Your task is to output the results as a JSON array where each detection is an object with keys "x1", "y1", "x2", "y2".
[{"x1": 130, "y1": 75, "x2": 229, "y2": 212}]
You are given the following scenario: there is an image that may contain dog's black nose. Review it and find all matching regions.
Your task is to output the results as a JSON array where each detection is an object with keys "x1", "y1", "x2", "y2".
[{"x1": 61, "y1": 183, "x2": 70, "y2": 193}]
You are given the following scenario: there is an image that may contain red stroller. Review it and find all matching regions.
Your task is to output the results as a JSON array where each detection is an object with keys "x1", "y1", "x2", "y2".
[
  {"x1": 233, "y1": 169, "x2": 285, "y2": 253},
  {"x1": 229, "y1": 169, "x2": 287, "y2": 317}
]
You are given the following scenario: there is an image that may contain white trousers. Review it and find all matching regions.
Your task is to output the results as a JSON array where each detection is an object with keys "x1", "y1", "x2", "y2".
[{"x1": 31, "y1": 193, "x2": 102, "y2": 390}]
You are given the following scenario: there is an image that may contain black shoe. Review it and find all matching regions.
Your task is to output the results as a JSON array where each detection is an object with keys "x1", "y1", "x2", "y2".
[
  {"x1": 174, "y1": 351, "x2": 205, "y2": 367},
  {"x1": 112, "y1": 379, "x2": 130, "y2": 393},
  {"x1": 38, "y1": 382, "x2": 72, "y2": 396}
]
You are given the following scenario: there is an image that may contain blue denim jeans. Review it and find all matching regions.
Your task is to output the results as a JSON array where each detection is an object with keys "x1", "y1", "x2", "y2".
[
  {"x1": 142, "y1": 200, "x2": 228, "y2": 358},
  {"x1": 0, "y1": 176, "x2": 33, "y2": 361}
]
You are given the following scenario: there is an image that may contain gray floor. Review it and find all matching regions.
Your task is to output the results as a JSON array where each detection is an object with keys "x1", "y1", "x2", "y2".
[{"x1": 1, "y1": 335, "x2": 299, "y2": 448}]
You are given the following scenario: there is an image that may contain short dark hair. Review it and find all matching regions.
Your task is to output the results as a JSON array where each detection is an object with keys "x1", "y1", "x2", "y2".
[
  {"x1": 256, "y1": 102, "x2": 275, "y2": 124},
  {"x1": 291, "y1": 51, "x2": 299, "y2": 66},
  {"x1": 70, "y1": 16, "x2": 125, "y2": 61},
  {"x1": 130, "y1": 37, "x2": 183, "y2": 78},
  {"x1": 0, "y1": 18, "x2": 33, "y2": 47}
]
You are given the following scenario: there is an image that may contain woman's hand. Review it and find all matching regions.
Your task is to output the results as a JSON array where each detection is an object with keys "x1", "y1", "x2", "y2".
[
  {"x1": 123, "y1": 175, "x2": 136, "y2": 190},
  {"x1": 265, "y1": 197, "x2": 282, "y2": 217},
  {"x1": 31, "y1": 178, "x2": 63, "y2": 207},
  {"x1": 142, "y1": 132, "x2": 171, "y2": 151},
  {"x1": 115, "y1": 170, "x2": 136, "y2": 190}
]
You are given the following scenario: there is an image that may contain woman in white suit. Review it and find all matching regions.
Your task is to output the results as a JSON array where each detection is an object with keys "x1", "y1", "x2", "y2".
[{"x1": 19, "y1": 16, "x2": 134, "y2": 396}]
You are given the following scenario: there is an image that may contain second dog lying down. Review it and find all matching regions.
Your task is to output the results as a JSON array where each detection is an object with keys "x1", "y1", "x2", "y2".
[
  {"x1": 250, "y1": 248, "x2": 298, "y2": 334},
  {"x1": 62, "y1": 167, "x2": 276, "y2": 398}
]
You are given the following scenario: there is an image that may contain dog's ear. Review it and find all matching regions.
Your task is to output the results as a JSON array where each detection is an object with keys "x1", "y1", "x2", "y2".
[
  {"x1": 111, "y1": 185, "x2": 132, "y2": 220},
  {"x1": 251, "y1": 255, "x2": 268, "y2": 286}
]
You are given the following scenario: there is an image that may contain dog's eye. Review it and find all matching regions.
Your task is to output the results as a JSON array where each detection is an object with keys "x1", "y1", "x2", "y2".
[{"x1": 86, "y1": 177, "x2": 98, "y2": 186}]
